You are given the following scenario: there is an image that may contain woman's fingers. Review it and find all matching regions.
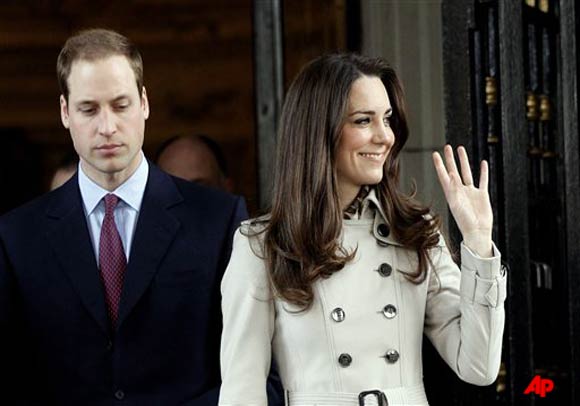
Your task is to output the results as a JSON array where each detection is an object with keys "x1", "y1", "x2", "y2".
[
  {"x1": 479, "y1": 160, "x2": 489, "y2": 191},
  {"x1": 432, "y1": 151, "x2": 450, "y2": 189},
  {"x1": 458, "y1": 146, "x2": 474, "y2": 186},
  {"x1": 435, "y1": 144, "x2": 488, "y2": 191},
  {"x1": 443, "y1": 144, "x2": 460, "y2": 178}
]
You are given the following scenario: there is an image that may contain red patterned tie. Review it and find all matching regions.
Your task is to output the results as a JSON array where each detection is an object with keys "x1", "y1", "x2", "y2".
[{"x1": 99, "y1": 194, "x2": 126, "y2": 328}]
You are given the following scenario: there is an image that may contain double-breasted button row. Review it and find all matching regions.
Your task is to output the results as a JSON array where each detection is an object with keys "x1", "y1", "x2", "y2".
[
  {"x1": 337, "y1": 350, "x2": 399, "y2": 367},
  {"x1": 332, "y1": 304, "x2": 397, "y2": 322}
]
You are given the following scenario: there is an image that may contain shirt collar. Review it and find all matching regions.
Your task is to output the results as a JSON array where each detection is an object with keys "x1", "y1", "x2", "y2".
[{"x1": 78, "y1": 151, "x2": 149, "y2": 216}]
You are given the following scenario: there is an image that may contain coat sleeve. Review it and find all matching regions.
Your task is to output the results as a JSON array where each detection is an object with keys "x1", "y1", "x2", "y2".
[
  {"x1": 219, "y1": 227, "x2": 275, "y2": 406},
  {"x1": 424, "y1": 240, "x2": 506, "y2": 386}
]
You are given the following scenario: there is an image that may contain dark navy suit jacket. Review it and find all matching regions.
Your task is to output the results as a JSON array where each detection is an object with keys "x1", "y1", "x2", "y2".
[{"x1": 0, "y1": 164, "x2": 280, "y2": 406}]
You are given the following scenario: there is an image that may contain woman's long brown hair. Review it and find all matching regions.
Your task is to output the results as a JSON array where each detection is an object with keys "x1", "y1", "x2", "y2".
[{"x1": 248, "y1": 53, "x2": 440, "y2": 310}]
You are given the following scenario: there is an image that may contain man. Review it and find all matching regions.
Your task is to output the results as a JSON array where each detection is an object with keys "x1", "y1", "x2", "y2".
[
  {"x1": 157, "y1": 134, "x2": 234, "y2": 192},
  {"x1": 0, "y1": 29, "x2": 248, "y2": 405}
]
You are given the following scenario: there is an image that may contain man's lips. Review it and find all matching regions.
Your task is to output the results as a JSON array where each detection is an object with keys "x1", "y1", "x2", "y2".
[{"x1": 96, "y1": 144, "x2": 122, "y2": 151}]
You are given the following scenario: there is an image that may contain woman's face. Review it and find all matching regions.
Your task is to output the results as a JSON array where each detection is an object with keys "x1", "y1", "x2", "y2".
[{"x1": 336, "y1": 75, "x2": 395, "y2": 205}]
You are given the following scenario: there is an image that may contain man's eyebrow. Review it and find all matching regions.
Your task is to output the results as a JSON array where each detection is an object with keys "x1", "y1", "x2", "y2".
[
  {"x1": 75, "y1": 100, "x2": 96, "y2": 106},
  {"x1": 111, "y1": 95, "x2": 130, "y2": 102},
  {"x1": 74, "y1": 95, "x2": 130, "y2": 106}
]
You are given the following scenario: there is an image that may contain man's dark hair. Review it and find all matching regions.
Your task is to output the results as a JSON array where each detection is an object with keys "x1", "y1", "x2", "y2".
[{"x1": 57, "y1": 28, "x2": 144, "y2": 100}]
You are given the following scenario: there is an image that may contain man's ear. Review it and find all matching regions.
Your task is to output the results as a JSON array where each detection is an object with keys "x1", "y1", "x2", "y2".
[
  {"x1": 60, "y1": 95, "x2": 70, "y2": 129},
  {"x1": 141, "y1": 87, "x2": 150, "y2": 120}
]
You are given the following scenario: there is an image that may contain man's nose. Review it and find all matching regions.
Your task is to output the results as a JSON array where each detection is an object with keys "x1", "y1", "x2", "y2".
[{"x1": 97, "y1": 109, "x2": 116, "y2": 136}]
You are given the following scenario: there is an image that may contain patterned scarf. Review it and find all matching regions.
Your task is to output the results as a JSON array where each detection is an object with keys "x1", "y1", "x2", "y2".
[{"x1": 343, "y1": 185, "x2": 371, "y2": 220}]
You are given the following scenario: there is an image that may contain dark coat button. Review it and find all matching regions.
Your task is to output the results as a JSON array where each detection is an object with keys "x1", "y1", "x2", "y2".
[
  {"x1": 378, "y1": 263, "x2": 392, "y2": 277},
  {"x1": 377, "y1": 223, "x2": 390, "y2": 237},
  {"x1": 331, "y1": 307, "x2": 346, "y2": 322},
  {"x1": 382, "y1": 304, "x2": 397, "y2": 319},
  {"x1": 114, "y1": 390, "x2": 125, "y2": 400},
  {"x1": 106, "y1": 340, "x2": 113, "y2": 351},
  {"x1": 338, "y1": 353, "x2": 352, "y2": 367},
  {"x1": 384, "y1": 349, "x2": 400, "y2": 363}
]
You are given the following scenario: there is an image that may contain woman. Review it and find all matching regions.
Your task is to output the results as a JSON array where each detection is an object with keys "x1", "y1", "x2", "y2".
[{"x1": 219, "y1": 53, "x2": 506, "y2": 405}]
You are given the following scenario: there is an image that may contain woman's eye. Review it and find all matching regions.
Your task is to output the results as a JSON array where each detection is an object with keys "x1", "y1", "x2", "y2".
[
  {"x1": 384, "y1": 117, "x2": 391, "y2": 127},
  {"x1": 354, "y1": 118, "x2": 370, "y2": 125}
]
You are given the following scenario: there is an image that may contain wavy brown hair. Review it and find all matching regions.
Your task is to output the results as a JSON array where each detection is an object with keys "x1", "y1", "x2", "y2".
[{"x1": 250, "y1": 53, "x2": 440, "y2": 310}]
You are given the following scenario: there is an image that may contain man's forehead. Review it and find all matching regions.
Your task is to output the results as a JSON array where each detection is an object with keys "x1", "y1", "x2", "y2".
[
  {"x1": 67, "y1": 55, "x2": 135, "y2": 81},
  {"x1": 69, "y1": 54, "x2": 132, "y2": 73},
  {"x1": 66, "y1": 55, "x2": 138, "y2": 100}
]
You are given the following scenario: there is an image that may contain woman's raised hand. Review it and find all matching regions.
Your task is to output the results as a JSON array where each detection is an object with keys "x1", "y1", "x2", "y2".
[{"x1": 433, "y1": 145, "x2": 493, "y2": 257}]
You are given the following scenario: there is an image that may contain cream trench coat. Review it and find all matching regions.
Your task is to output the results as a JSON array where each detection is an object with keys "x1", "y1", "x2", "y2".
[{"x1": 219, "y1": 191, "x2": 507, "y2": 406}]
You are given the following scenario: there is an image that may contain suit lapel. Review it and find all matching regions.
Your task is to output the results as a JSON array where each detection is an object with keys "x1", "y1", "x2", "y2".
[
  {"x1": 116, "y1": 165, "x2": 182, "y2": 329},
  {"x1": 45, "y1": 175, "x2": 110, "y2": 335}
]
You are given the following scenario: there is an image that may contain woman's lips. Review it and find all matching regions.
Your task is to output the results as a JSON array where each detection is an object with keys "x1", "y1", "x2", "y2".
[{"x1": 358, "y1": 152, "x2": 385, "y2": 162}]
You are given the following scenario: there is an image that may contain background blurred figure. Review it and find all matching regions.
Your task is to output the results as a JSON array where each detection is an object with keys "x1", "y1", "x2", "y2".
[
  {"x1": 49, "y1": 151, "x2": 78, "y2": 191},
  {"x1": 156, "y1": 134, "x2": 233, "y2": 192}
]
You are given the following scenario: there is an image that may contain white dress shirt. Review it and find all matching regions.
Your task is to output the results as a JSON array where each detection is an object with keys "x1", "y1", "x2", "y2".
[{"x1": 78, "y1": 153, "x2": 149, "y2": 266}]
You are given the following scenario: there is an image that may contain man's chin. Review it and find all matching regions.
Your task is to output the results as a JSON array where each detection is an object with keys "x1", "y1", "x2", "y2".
[{"x1": 94, "y1": 162, "x2": 129, "y2": 177}]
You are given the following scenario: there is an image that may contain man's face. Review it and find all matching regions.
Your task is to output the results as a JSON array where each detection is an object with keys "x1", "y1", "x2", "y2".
[{"x1": 60, "y1": 55, "x2": 149, "y2": 188}]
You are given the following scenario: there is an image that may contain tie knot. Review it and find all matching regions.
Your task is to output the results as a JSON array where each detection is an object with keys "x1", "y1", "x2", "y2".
[{"x1": 104, "y1": 194, "x2": 120, "y2": 215}]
